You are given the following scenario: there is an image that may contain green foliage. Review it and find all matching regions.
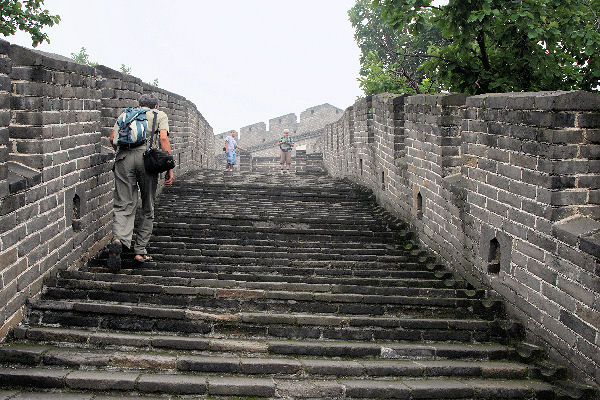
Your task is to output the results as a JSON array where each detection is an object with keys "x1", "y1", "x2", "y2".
[
  {"x1": 120, "y1": 64, "x2": 131, "y2": 74},
  {"x1": 0, "y1": 0, "x2": 60, "y2": 46},
  {"x1": 151, "y1": 78, "x2": 159, "y2": 87},
  {"x1": 348, "y1": 0, "x2": 444, "y2": 95},
  {"x1": 70, "y1": 47, "x2": 97, "y2": 66},
  {"x1": 376, "y1": 0, "x2": 600, "y2": 94},
  {"x1": 358, "y1": 52, "x2": 412, "y2": 95}
]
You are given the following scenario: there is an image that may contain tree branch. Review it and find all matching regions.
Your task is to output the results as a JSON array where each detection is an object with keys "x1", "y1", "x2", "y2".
[
  {"x1": 394, "y1": 50, "x2": 460, "y2": 65},
  {"x1": 582, "y1": 0, "x2": 600, "y2": 33}
]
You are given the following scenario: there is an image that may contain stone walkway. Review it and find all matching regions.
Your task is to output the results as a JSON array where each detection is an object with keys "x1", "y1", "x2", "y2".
[{"x1": 0, "y1": 170, "x2": 595, "y2": 399}]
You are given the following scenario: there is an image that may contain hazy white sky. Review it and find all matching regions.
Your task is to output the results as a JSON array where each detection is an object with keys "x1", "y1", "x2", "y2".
[{"x1": 6, "y1": 0, "x2": 363, "y2": 134}]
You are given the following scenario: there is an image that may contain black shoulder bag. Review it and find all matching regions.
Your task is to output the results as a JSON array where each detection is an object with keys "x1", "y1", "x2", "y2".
[{"x1": 143, "y1": 110, "x2": 175, "y2": 174}]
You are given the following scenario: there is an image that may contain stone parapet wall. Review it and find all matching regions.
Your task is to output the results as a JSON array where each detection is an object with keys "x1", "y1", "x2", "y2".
[
  {"x1": 237, "y1": 103, "x2": 342, "y2": 151},
  {"x1": 0, "y1": 39, "x2": 215, "y2": 337},
  {"x1": 323, "y1": 91, "x2": 600, "y2": 386},
  {"x1": 238, "y1": 150, "x2": 324, "y2": 174}
]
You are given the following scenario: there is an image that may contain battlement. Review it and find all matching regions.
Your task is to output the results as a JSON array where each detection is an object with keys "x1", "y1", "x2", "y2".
[
  {"x1": 225, "y1": 104, "x2": 342, "y2": 156},
  {"x1": 323, "y1": 91, "x2": 600, "y2": 387}
]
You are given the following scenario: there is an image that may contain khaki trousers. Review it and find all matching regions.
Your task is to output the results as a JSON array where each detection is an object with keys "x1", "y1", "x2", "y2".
[
  {"x1": 112, "y1": 146, "x2": 158, "y2": 255},
  {"x1": 280, "y1": 150, "x2": 292, "y2": 164}
]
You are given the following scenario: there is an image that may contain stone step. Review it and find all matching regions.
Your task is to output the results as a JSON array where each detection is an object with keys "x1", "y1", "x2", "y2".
[
  {"x1": 26, "y1": 300, "x2": 519, "y2": 343},
  {"x1": 12, "y1": 326, "x2": 526, "y2": 362},
  {"x1": 151, "y1": 222, "x2": 406, "y2": 238},
  {"x1": 145, "y1": 244, "x2": 423, "y2": 262},
  {"x1": 86, "y1": 260, "x2": 449, "y2": 281},
  {"x1": 148, "y1": 241, "x2": 419, "y2": 257},
  {"x1": 0, "y1": 367, "x2": 556, "y2": 398},
  {"x1": 143, "y1": 251, "x2": 431, "y2": 268},
  {"x1": 78, "y1": 265, "x2": 467, "y2": 290},
  {"x1": 56, "y1": 270, "x2": 483, "y2": 298},
  {"x1": 43, "y1": 277, "x2": 500, "y2": 319},
  {"x1": 156, "y1": 213, "x2": 389, "y2": 225},
  {"x1": 150, "y1": 236, "x2": 416, "y2": 251},
  {"x1": 0, "y1": 344, "x2": 533, "y2": 380}
]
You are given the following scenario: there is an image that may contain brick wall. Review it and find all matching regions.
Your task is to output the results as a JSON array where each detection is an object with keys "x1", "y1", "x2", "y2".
[
  {"x1": 238, "y1": 150, "x2": 324, "y2": 174},
  {"x1": 0, "y1": 40, "x2": 215, "y2": 336},
  {"x1": 323, "y1": 91, "x2": 600, "y2": 386},
  {"x1": 237, "y1": 104, "x2": 342, "y2": 153}
]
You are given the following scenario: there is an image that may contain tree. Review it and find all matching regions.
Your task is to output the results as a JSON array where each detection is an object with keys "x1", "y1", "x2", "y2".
[
  {"x1": 377, "y1": 0, "x2": 600, "y2": 94},
  {"x1": 70, "y1": 47, "x2": 97, "y2": 66},
  {"x1": 348, "y1": 0, "x2": 444, "y2": 95},
  {"x1": 0, "y1": 0, "x2": 60, "y2": 47},
  {"x1": 120, "y1": 64, "x2": 131, "y2": 74},
  {"x1": 151, "y1": 78, "x2": 158, "y2": 87}
]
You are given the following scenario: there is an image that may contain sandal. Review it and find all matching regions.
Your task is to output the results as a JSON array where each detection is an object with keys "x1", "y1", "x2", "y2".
[
  {"x1": 107, "y1": 239, "x2": 122, "y2": 273},
  {"x1": 133, "y1": 254, "x2": 152, "y2": 266}
]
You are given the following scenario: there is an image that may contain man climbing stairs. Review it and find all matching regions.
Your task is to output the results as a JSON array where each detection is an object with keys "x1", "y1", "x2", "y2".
[{"x1": 0, "y1": 170, "x2": 595, "y2": 399}]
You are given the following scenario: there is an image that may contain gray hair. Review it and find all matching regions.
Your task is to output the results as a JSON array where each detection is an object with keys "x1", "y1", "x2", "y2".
[
  {"x1": 139, "y1": 94, "x2": 159, "y2": 108},
  {"x1": 283, "y1": 129, "x2": 289, "y2": 134}
]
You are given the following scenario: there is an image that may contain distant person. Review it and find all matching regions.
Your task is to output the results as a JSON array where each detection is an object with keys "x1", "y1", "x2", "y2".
[
  {"x1": 278, "y1": 128, "x2": 295, "y2": 173},
  {"x1": 108, "y1": 94, "x2": 173, "y2": 272},
  {"x1": 224, "y1": 130, "x2": 247, "y2": 172}
]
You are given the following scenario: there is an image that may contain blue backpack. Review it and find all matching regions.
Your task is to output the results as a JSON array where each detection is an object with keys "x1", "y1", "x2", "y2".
[{"x1": 113, "y1": 108, "x2": 151, "y2": 146}]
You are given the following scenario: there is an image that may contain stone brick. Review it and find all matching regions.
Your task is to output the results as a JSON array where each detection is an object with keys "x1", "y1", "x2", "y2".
[{"x1": 559, "y1": 310, "x2": 596, "y2": 343}]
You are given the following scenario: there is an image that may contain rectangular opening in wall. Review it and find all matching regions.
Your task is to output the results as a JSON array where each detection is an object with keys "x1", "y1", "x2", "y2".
[
  {"x1": 381, "y1": 170, "x2": 385, "y2": 190},
  {"x1": 359, "y1": 159, "x2": 363, "y2": 175}
]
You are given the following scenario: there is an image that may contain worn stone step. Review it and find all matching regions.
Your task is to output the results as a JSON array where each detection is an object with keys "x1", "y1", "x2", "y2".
[
  {"x1": 89, "y1": 251, "x2": 437, "y2": 279},
  {"x1": 0, "y1": 344, "x2": 533, "y2": 380},
  {"x1": 150, "y1": 225, "x2": 406, "y2": 241},
  {"x1": 158, "y1": 214, "x2": 394, "y2": 228},
  {"x1": 56, "y1": 270, "x2": 483, "y2": 298},
  {"x1": 151, "y1": 236, "x2": 416, "y2": 251},
  {"x1": 27, "y1": 300, "x2": 518, "y2": 343},
  {"x1": 79, "y1": 264, "x2": 465, "y2": 290},
  {"x1": 40, "y1": 289, "x2": 497, "y2": 320},
  {"x1": 87, "y1": 260, "x2": 445, "y2": 281},
  {"x1": 13, "y1": 326, "x2": 524, "y2": 362},
  {"x1": 0, "y1": 367, "x2": 556, "y2": 398},
  {"x1": 141, "y1": 254, "x2": 432, "y2": 270},
  {"x1": 43, "y1": 278, "x2": 500, "y2": 319},
  {"x1": 147, "y1": 241, "x2": 422, "y2": 258},
  {"x1": 144, "y1": 247, "x2": 427, "y2": 265}
]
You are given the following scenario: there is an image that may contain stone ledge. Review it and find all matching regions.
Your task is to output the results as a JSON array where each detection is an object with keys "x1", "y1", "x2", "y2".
[
  {"x1": 553, "y1": 216, "x2": 600, "y2": 262},
  {"x1": 465, "y1": 91, "x2": 600, "y2": 111},
  {"x1": 7, "y1": 161, "x2": 41, "y2": 194}
]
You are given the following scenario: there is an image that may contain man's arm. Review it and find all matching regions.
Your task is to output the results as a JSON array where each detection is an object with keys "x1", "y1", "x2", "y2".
[
  {"x1": 159, "y1": 129, "x2": 174, "y2": 186},
  {"x1": 159, "y1": 129, "x2": 171, "y2": 154},
  {"x1": 110, "y1": 130, "x2": 117, "y2": 151}
]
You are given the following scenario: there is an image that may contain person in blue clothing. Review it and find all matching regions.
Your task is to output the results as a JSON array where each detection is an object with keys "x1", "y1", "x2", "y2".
[{"x1": 224, "y1": 130, "x2": 247, "y2": 172}]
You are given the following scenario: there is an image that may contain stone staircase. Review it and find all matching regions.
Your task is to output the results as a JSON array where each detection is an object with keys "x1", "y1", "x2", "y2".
[{"x1": 0, "y1": 170, "x2": 596, "y2": 399}]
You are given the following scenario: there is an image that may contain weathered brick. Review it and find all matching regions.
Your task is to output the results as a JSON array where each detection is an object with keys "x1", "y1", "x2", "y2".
[{"x1": 559, "y1": 310, "x2": 596, "y2": 343}]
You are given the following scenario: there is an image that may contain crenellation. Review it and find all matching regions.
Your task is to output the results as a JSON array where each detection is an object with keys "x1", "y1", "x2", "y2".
[
  {"x1": 323, "y1": 90, "x2": 600, "y2": 387},
  {"x1": 223, "y1": 104, "x2": 342, "y2": 165}
]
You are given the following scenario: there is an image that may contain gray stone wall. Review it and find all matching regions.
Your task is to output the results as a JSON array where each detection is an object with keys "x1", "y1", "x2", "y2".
[
  {"x1": 323, "y1": 91, "x2": 600, "y2": 386},
  {"x1": 238, "y1": 150, "x2": 324, "y2": 174},
  {"x1": 0, "y1": 39, "x2": 215, "y2": 336},
  {"x1": 237, "y1": 103, "x2": 342, "y2": 155}
]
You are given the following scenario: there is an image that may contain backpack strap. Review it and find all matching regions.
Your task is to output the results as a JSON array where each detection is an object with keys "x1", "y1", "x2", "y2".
[{"x1": 147, "y1": 110, "x2": 159, "y2": 150}]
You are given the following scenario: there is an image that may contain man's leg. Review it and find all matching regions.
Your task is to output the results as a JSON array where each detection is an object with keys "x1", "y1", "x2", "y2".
[
  {"x1": 286, "y1": 152, "x2": 292, "y2": 171},
  {"x1": 112, "y1": 151, "x2": 139, "y2": 250},
  {"x1": 280, "y1": 151, "x2": 285, "y2": 173},
  {"x1": 133, "y1": 150, "x2": 158, "y2": 256}
]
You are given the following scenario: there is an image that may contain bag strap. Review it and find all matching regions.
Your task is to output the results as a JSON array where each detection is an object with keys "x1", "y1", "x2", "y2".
[{"x1": 147, "y1": 109, "x2": 159, "y2": 150}]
